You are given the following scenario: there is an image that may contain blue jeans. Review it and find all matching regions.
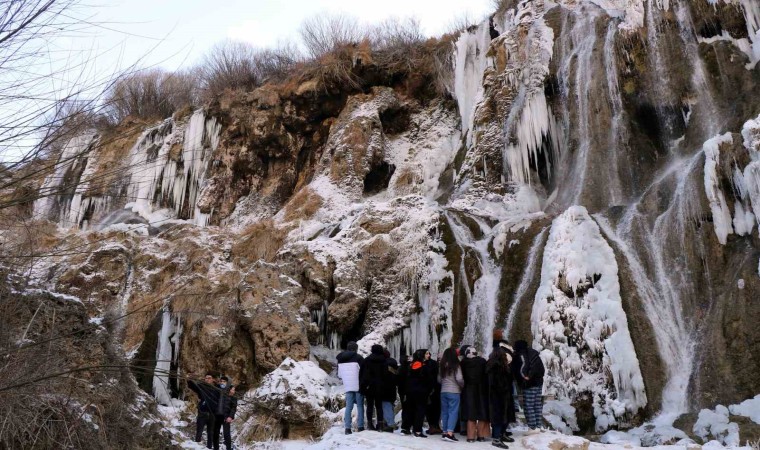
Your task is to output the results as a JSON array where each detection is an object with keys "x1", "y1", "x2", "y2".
[
  {"x1": 440, "y1": 392, "x2": 461, "y2": 433},
  {"x1": 382, "y1": 401, "x2": 395, "y2": 426},
  {"x1": 344, "y1": 391, "x2": 364, "y2": 429}
]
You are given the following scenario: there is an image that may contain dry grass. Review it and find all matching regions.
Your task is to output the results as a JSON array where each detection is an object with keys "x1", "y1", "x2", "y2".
[
  {"x1": 232, "y1": 219, "x2": 288, "y2": 264},
  {"x1": 281, "y1": 187, "x2": 323, "y2": 223}
]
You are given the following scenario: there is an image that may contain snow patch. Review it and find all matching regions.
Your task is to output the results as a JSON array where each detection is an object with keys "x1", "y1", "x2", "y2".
[{"x1": 693, "y1": 405, "x2": 740, "y2": 447}]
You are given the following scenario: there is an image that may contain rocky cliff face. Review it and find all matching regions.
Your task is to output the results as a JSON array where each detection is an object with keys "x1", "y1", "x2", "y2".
[{"x1": 6, "y1": 0, "x2": 760, "y2": 446}]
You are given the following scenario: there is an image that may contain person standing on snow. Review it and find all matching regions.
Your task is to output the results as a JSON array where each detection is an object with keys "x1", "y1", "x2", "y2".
[
  {"x1": 360, "y1": 344, "x2": 388, "y2": 431},
  {"x1": 425, "y1": 351, "x2": 442, "y2": 436},
  {"x1": 438, "y1": 347, "x2": 464, "y2": 443},
  {"x1": 460, "y1": 346, "x2": 490, "y2": 442},
  {"x1": 514, "y1": 340, "x2": 545, "y2": 433},
  {"x1": 487, "y1": 346, "x2": 515, "y2": 448},
  {"x1": 337, "y1": 341, "x2": 365, "y2": 434},
  {"x1": 211, "y1": 377, "x2": 237, "y2": 450},
  {"x1": 187, "y1": 373, "x2": 218, "y2": 449},
  {"x1": 381, "y1": 348, "x2": 399, "y2": 432},
  {"x1": 403, "y1": 349, "x2": 435, "y2": 438},
  {"x1": 397, "y1": 353, "x2": 414, "y2": 434}
]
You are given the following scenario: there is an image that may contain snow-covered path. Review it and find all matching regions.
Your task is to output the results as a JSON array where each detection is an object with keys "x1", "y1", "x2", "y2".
[{"x1": 223, "y1": 427, "x2": 706, "y2": 450}]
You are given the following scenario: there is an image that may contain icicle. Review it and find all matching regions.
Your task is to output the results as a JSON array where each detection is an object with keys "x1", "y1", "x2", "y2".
[
  {"x1": 153, "y1": 306, "x2": 176, "y2": 406},
  {"x1": 703, "y1": 133, "x2": 735, "y2": 245},
  {"x1": 453, "y1": 21, "x2": 492, "y2": 148}
]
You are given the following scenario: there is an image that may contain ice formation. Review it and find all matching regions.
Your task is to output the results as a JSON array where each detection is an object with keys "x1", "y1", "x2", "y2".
[
  {"x1": 453, "y1": 20, "x2": 492, "y2": 148},
  {"x1": 33, "y1": 133, "x2": 99, "y2": 227},
  {"x1": 501, "y1": 3, "x2": 560, "y2": 185},
  {"x1": 532, "y1": 206, "x2": 647, "y2": 431},
  {"x1": 703, "y1": 133, "x2": 735, "y2": 245},
  {"x1": 125, "y1": 110, "x2": 220, "y2": 227},
  {"x1": 33, "y1": 110, "x2": 220, "y2": 230},
  {"x1": 153, "y1": 306, "x2": 182, "y2": 406}
]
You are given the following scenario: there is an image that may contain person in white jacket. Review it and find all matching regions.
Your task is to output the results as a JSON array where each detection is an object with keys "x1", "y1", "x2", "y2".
[{"x1": 337, "y1": 341, "x2": 365, "y2": 434}]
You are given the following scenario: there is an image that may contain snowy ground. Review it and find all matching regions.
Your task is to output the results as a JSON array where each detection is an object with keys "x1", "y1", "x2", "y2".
[
  {"x1": 227, "y1": 426, "x2": 712, "y2": 450},
  {"x1": 166, "y1": 423, "x2": 757, "y2": 450}
]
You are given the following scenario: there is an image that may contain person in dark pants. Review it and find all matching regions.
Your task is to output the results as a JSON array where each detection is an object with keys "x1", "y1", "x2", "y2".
[
  {"x1": 403, "y1": 349, "x2": 435, "y2": 438},
  {"x1": 425, "y1": 351, "x2": 442, "y2": 435},
  {"x1": 514, "y1": 340, "x2": 545, "y2": 432},
  {"x1": 211, "y1": 377, "x2": 237, "y2": 450},
  {"x1": 457, "y1": 344, "x2": 471, "y2": 436},
  {"x1": 360, "y1": 344, "x2": 388, "y2": 430},
  {"x1": 397, "y1": 354, "x2": 414, "y2": 435},
  {"x1": 381, "y1": 349, "x2": 399, "y2": 431},
  {"x1": 488, "y1": 347, "x2": 515, "y2": 448},
  {"x1": 188, "y1": 373, "x2": 218, "y2": 449}
]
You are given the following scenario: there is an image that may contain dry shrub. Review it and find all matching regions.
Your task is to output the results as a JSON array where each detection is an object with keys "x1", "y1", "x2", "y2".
[
  {"x1": 232, "y1": 219, "x2": 287, "y2": 264},
  {"x1": 198, "y1": 40, "x2": 261, "y2": 97},
  {"x1": 0, "y1": 282, "x2": 167, "y2": 449},
  {"x1": 299, "y1": 13, "x2": 367, "y2": 59},
  {"x1": 104, "y1": 68, "x2": 198, "y2": 123},
  {"x1": 198, "y1": 40, "x2": 304, "y2": 99},
  {"x1": 281, "y1": 187, "x2": 323, "y2": 223}
]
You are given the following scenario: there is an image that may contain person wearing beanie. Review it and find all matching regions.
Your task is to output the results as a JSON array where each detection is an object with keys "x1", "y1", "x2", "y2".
[
  {"x1": 513, "y1": 340, "x2": 545, "y2": 433},
  {"x1": 337, "y1": 341, "x2": 365, "y2": 434},
  {"x1": 360, "y1": 344, "x2": 387, "y2": 431},
  {"x1": 212, "y1": 376, "x2": 237, "y2": 450},
  {"x1": 460, "y1": 347, "x2": 490, "y2": 442}
]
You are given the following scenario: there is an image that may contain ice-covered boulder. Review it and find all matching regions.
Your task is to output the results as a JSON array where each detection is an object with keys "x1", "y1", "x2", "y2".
[{"x1": 236, "y1": 358, "x2": 343, "y2": 441}]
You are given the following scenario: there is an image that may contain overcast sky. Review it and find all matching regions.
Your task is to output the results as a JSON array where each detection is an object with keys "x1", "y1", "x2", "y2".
[{"x1": 86, "y1": 0, "x2": 494, "y2": 72}]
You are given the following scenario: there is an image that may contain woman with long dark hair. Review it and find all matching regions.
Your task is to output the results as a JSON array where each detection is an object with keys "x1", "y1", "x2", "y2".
[{"x1": 438, "y1": 347, "x2": 464, "y2": 442}]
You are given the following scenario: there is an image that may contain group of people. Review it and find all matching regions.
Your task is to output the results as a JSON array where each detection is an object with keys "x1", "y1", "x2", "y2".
[
  {"x1": 336, "y1": 334, "x2": 545, "y2": 448},
  {"x1": 188, "y1": 373, "x2": 239, "y2": 450}
]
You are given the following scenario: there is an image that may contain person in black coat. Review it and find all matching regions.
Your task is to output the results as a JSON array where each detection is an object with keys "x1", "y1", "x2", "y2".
[
  {"x1": 425, "y1": 352, "x2": 442, "y2": 435},
  {"x1": 403, "y1": 349, "x2": 435, "y2": 437},
  {"x1": 188, "y1": 373, "x2": 218, "y2": 449},
  {"x1": 397, "y1": 353, "x2": 414, "y2": 435},
  {"x1": 211, "y1": 377, "x2": 238, "y2": 450},
  {"x1": 487, "y1": 346, "x2": 516, "y2": 446},
  {"x1": 460, "y1": 346, "x2": 490, "y2": 442},
  {"x1": 381, "y1": 349, "x2": 399, "y2": 431},
  {"x1": 514, "y1": 340, "x2": 545, "y2": 431},
  {"x1": 360, "y1": 344, "x2": 387, "y2": 430}
]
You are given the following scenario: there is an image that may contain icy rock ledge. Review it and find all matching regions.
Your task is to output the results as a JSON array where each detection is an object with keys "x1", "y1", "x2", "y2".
[{"x1": 236, "y1": 358, "x2": 343, "y2": 441}]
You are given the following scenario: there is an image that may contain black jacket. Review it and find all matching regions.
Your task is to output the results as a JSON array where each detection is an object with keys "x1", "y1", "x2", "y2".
[
  {"x1": 518, "y1": 349, "x2": 545, "y2": 388},
  {"x1": 188, "y1": 380, "x2": 217, "y2": 413},
  {"x1": 402, "y1": 350, "x2": 435, "y2": 397},
  {"x1": 487, "y1": 356, "x2": 515, "y2": 425},
  {"x1": 460, "y1": 356, "x2": 489, "y2": 421},
  {"x1": 214, "y1": 385, "x2": 238, "y2": 419},
  {"x1": 383, "y1": 357, "x2": 399, "y2": 402},
  {"x1": 360, "y1": 349, "x2": 388, "y2": 397}
]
